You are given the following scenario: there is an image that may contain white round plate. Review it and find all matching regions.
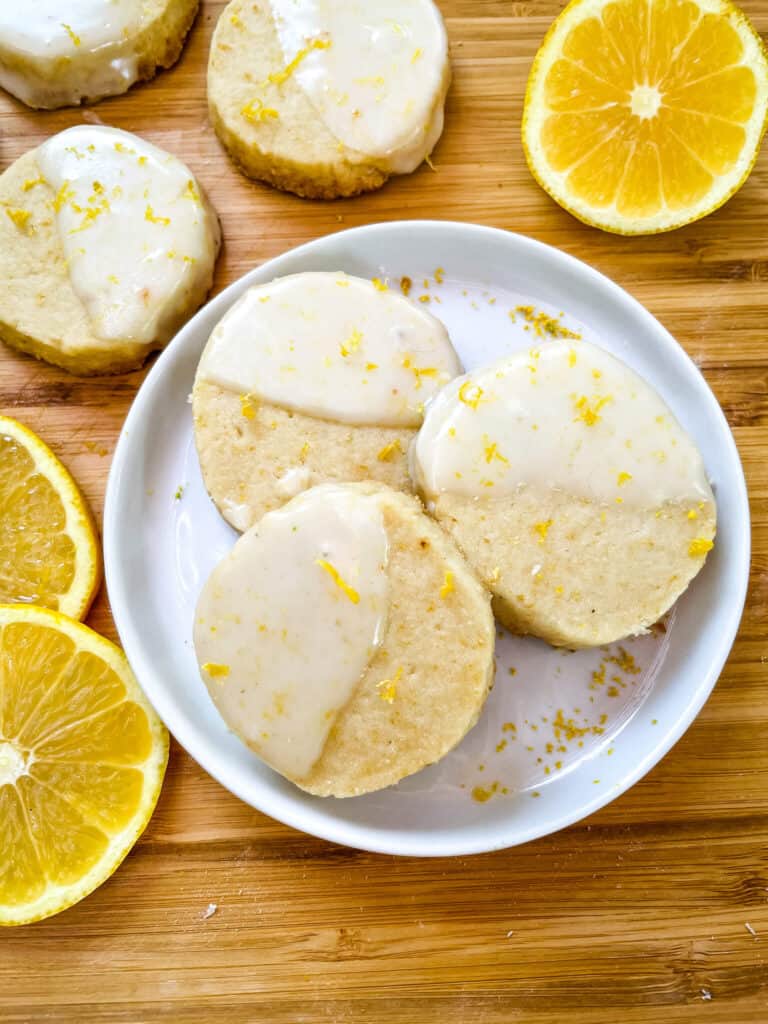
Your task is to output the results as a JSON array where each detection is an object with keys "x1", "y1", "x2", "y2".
[{"x1": 104, "y1": 221, "x2": 749, "y2": 857}]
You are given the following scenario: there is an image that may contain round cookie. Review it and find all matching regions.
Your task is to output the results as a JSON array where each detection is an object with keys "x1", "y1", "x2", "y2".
[
  {"x1": 208, "y1": 0, "x2": 450, "y2": 198},
  {"x1": 0, "y1": 125, "x2": 220, "y2": 376},
  {"x1": 193, "y1": 271, "x2": 461, "y2": 532},
  {"x1": 0, "y1": 0, "x2": 199, "y2": 110},
  {"x1": 412, "y1": 340, "x2": 717, "y2": 649},
  {"x1": 194, "y1": 483, "x2": 495, "y2": 797}
]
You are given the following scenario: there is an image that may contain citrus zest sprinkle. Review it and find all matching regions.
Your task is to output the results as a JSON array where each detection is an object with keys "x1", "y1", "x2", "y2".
[
  {"x1": 316, "y1": 558, "x2": 359, "y2": 603},
  {"x1": 440, "y1": 571, "x2": 454, "y2": 599},
  {"x1": 376, "y1": 439, "x2": 403, "y2": 462},
  {"x1": 202, "y1": 662, "x2": 230, "y2": 679},
  {"x1": 267, "y1": 38, "x2": 331, "y2": 85},
  {"x1": 689, "y1": 537, "x2": 714, "y2": 557},
  {"x1": 459, "y1": 381, "x2": 484, "y2": 409},
  {"x1": 377, "y1": 666, "x2": 402, "y2": 704}
]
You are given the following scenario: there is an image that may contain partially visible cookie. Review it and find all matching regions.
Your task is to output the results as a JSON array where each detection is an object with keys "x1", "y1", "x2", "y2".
[
  {"x1": 208, "y1": 0, "x2": 450, "y2": 198},
  {"x1": 0, "y1": 125, "x2": 220, "y2": 375},
  {"x1": 193, "y1": 271, "x2": 461, "y2": 531},
  {"x1": 412, "y1": 341, "x2": 717, "y2": 648},
  {"x1": 194, "y1": 483, "x2": 496, "y2": 797},
  {"x1": 0, "y1": 0, "x2": 199, "y2": 109}
]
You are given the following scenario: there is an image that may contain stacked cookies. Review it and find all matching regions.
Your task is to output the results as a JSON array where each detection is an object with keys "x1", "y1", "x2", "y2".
[{"x1": 192, "y1": 273, "x2": 717, "y2": 797}]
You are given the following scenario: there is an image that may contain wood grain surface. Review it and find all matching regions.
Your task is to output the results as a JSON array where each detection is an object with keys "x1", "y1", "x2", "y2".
[{"x1": 1, "y1": 2, "x2": 768, "y2": 1021}]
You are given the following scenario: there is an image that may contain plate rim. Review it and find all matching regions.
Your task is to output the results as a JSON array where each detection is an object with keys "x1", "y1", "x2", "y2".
[{"x1": 104, "y1": 220, "x2": 751, "y2": 857}]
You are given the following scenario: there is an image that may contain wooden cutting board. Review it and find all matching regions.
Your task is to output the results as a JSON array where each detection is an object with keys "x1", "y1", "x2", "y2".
[{"x1": 1, "y1": 2, "x2": 767, "y2": 1021}]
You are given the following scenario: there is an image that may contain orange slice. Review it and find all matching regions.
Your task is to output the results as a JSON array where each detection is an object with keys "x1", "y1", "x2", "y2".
[
  {"x1": 0, "y1": 605, "x2": 168, "y2": 925},
  {"x1": 522, "y1": 0, "x2": 768, "y2": 233},
  {"x1": 0, "y1": 415, "x2": 100, "y2": 619}
]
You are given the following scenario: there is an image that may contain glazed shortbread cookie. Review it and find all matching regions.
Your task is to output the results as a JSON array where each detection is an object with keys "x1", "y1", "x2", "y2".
[
  {"x1": 412, "y1": 341, "x2": 717, "y2": 648},
  {"x1": 208, "y1": 0, "x2": 450, "y2": 198},
  {"x1": 0, "y1": 0, "x2": 199, "y2": 109},
  {"x1": 194, "y1": 483, "x2": 495, "y2": 797},
  {"x1": 0, "y1": 125, "x2": 220, "y2": 375},
  {"x1": 193, "y1": 272, "x2": 460, "y2": 532}
]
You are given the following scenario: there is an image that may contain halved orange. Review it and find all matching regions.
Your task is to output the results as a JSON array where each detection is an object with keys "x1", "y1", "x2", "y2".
[
  {"x1": 523, "y1": 0, "x2": 768, "y2": 233},
  {"x1": 0, "y1": 605, "x2": 168, "y2": 925},
  {"x1": 0, "y1": 415, "x2": 100, "y2": 619}
]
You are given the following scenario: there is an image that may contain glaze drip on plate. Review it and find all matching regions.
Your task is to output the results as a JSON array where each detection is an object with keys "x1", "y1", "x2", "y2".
[
  {"x1": 37, "y1": 126, "x2": 217, "y2": 345},
  {"x1": 194, "y1": 485, "x2": 390, "y2": 780},
  {"x1": 269, "y1": 0, "x2": 449, "y2": 172},
  {"x1": 412, "y1": 340, "x2": 713, "y2": 508},
  {"x1": 197, "y1": 271, "x2": 461, "y2": 427}
]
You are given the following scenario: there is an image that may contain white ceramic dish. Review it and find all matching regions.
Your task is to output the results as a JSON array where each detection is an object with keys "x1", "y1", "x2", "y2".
[{"x1": 104, "y1": 221, "x2": 750, "y2": 857}]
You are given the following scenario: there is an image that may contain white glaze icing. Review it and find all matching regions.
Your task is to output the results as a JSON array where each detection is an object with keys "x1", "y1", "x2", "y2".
[
  {"x1": 194, "y1": 484, "x2": 389, "y2": 780},
  {"x1": 197, "y1": 272, "x2": 461, "y2": 427},
  {"x1": 413, "y1": 341, "x2": 713, "y2": 508},
  {"x1": 0, "y1": 0, "x2": 143, "y2": 107},
  {"x1": 268, "y1": 0, "x2": 449, "y2": 173},
  {"x1": 37, "y1": 126, "x2": 217, "y2": 344}
]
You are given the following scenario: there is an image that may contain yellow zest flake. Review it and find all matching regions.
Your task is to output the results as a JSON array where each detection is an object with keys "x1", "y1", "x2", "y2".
[
  {"x1": 377, "y1": 439, "x2": 403, "y2": 462},
  {"x1": 534, "y1": 519, "x2": 552, "y2": 543},
  {"x1": 267, "y1": 38, "x2": 331, "y2": 86},
  {"x1": 472, "y1": 782, "x2": 500, "y2": 803},
  {"x1": 53, "y1": 181, "x2": 75, "y2": 213},
  {"x1": 411, "y1": 47, "x2": 423, "y2": 63},
  {"x1": 61, "y1": 22, "x2": 81, "y2": 46},
  {"x1": 230, "y1": 12, "x2": 244, "y2": 27},
  {"x1": 568, "y1": 349, "x2": 577, "y2": 367},
  {"x1": 182, "y1": 179, "x2": 200, "y2": 202},
  {"x1": 573, "y1": 394, "x2": 610, "y2": 426},
  {"x1": 239, "y1": 394, "x2": 257, "y2": 420},
  {"x1": 145, "y1": 205, "x2": 170, "y2": 226},
  {"x1": 418, "y1": 294, "x2": 430, "y2": 303},
  {"x1": 241, "y1": 98, "x2": 280, "y2": 123},
  {"x1": 365, "y1": 362, "x2": 378, "y2": 372},
  {"x1": 183, "y1": 255, "x2": 196, "y2": 265},
  {"x1": 434, "y1": 267, "x2": 445, "y2": 284},
  {"x1": 316, "y1": 558, "x2": 359, "y2": 604},
  {"x1": 592, "y1": 369, "x2": 602, "y2": 380},
  {"x1": 483, "y1": 441, "x2": 509, "y2": 465},
  {"x1": 554, "y1": 584, "x2": 563, "y2": 595},
  {"x1": 689, "y1": 537, "x2": 714, "y2": 558},
  {"x1": 340, "y1": 327, "x2": 363, "y2": 357},
  {"x1": 202, "y1": 662, "x2": 230, "y2": 679},
  {"x1": 113, "y1": 141, "x2": 135, "y2": 155},
  {"x1": 377, "y1": 666, "x2": 403, "y2": 704},
  {"x1": 137, "y1": 156, "x2": 147, "y2": 167},
  {"x1": 371, "y1": 277, "x2": 388, "y2": 291},
  {"x1": 4, "y1": 207, "x2": 31, "y2": 231},
  {"x1": 514, "y1": 304, "x2": 582, "y2": 340},
  {"x1": 617, "y1": 471, "x2": 632, "y2": 486},
  {"x1": 458, "y1": 381, "x2": 484, "y2": 410},
  {"x1": 22, "y1": 177, "x2": 43, "y2": 192},
  {"x1": 107, "y1": 274, "x2": 119, "y2": 284},
  {"x1": 687, "y1": 509, "x2": 698, "y2": 520},
  {"x1": 439, "y1": 571, "x2": 454, "y2": 599},
  {"x1": 400, "y1": 276, "x2": 412, "y2": 297},
  {"x1": 552, "y1": 708, "x2": 604, "y2": 743}
]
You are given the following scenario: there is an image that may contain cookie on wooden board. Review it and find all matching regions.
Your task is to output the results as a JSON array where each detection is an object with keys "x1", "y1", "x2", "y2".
[
  {"x1": 208, "y1": 0, "x2": 450, "y2": 198},
  {"x1": 0, "y1": 125, "x2": 220, "y2": 376},
  {"x1": 0, "y1": 0, "x2": 199, "y2": 109}
]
